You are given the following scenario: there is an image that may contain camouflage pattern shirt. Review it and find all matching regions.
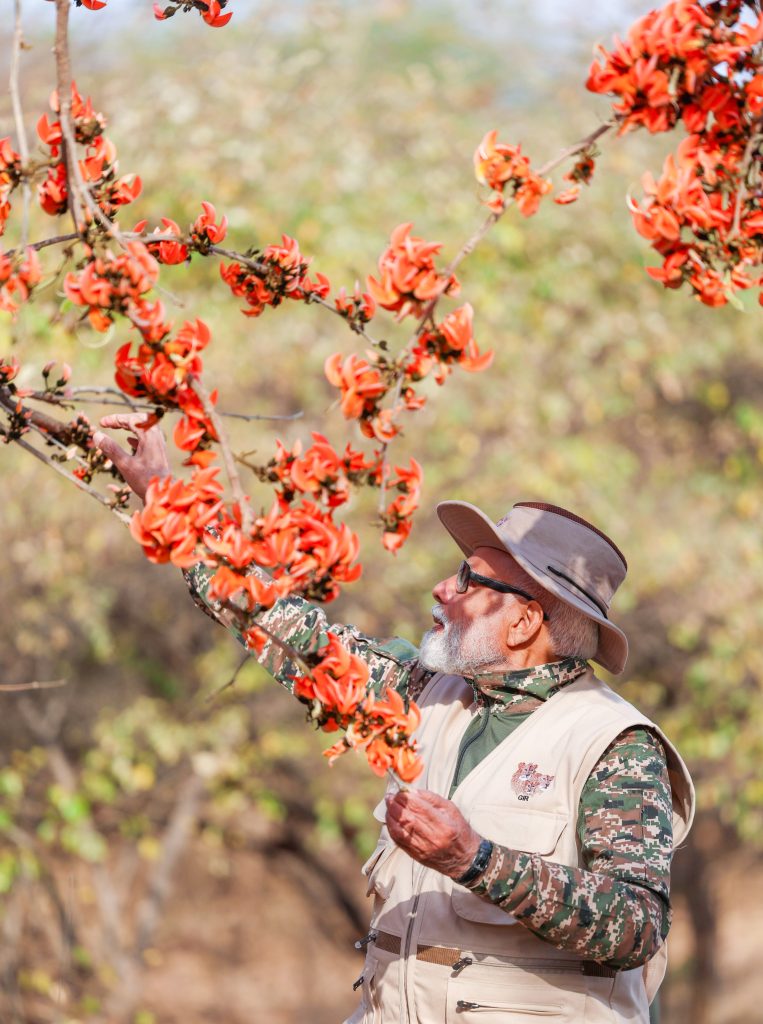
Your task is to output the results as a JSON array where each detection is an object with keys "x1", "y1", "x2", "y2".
[{"x1": 184, "y1": 563, "x2": 673, "y2": 970}]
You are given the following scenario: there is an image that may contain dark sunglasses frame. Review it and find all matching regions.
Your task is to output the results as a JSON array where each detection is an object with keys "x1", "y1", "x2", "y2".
[{"x1": 455, "y1": 561, "x2": 549, "y2": 620}]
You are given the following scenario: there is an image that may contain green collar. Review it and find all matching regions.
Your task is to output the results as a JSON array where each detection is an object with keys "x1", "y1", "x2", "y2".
[{"x1": 467, "y1": 656, "x2": 589, "y2": 708}]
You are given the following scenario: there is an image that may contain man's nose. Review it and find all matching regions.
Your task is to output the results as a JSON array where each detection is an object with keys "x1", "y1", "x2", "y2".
[{"x1": 432, "y1": 574, "x2": 456, "y2": 604}]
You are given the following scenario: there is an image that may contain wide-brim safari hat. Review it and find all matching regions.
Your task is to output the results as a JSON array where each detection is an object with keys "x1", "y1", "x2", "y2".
[{"x1": 436, "y1": 500, "x2": 629, "y2": 675}]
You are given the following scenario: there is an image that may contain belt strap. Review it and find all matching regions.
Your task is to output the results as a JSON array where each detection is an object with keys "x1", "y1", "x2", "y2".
[{"x1": 374, "y1": 930, "x2": 617, "y2": 978}]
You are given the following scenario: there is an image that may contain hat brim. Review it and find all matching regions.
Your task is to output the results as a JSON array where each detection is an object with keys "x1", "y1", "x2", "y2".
[{"x1": 436, "y1": 500, "x2": 628, "y2": 676}]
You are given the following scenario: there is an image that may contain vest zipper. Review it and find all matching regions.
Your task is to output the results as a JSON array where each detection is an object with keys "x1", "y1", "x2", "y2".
[
  {"x1": 456, "y1": 1000, "x2": 562, "y2": 1015},
  {"x1": 451, "y1": 706, "x2": 490, "y2": 793},
  {"x1": 401, "y1": 861, "x2": 427, "y2": 1024}
]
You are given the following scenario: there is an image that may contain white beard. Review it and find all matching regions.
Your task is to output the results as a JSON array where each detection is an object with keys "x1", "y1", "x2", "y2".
[{"x1": 419, "y1": 606, "x2": 505, "y2": 676}]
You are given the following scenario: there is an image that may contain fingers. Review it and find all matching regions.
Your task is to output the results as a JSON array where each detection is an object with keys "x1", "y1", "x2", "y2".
[
  {"x1": 91, "y1": 429, "x2": 132, "y2": 474},
  {"x1": 98, "y1": 412, "x2": 157, "y2": 432}
]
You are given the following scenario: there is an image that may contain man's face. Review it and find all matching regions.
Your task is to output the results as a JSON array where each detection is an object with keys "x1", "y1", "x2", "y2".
[{"x1": 419, "y1": 547, "x2": 529, "y2": 676}]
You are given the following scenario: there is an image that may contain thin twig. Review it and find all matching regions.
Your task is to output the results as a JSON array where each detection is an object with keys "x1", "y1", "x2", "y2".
[
  {"x1": 372, "y1": 118, "x2": 617, "y2": 507},
  {"x1": 189, "y1": 376, "x2": 254, "y2": 535},
  {"x1": 53, "y1": 0, "x2": 84, "y2": 233},
  {"x1": 10, "y1": 0, "x2": 31, "y2": 247},
  {"x1": 204, "y1": 653, "x2": 251, "y2": 704},
  {"x1": 2, "y1": 232, "x2": 79, "y2": 259},
  {"x1": 0, "y1": 678, "x2": 67, "y2": 693},
  {"x1": 24, "y1": 416, "x2": 91, "y2": 470},
  {"x1": 66, "y1": 386, "x2": 303, "y2": 422},
  {"x1": 8, "y1": 433, "x2": 131, "y2": 522},
  {"x1": 729, "y1": 121, "x2": 763, "y2": 240}
]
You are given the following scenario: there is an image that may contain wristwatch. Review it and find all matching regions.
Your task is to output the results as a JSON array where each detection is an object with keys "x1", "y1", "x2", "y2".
[{"x1": 455, "y1": 837, "x2": 493, "y2": 885}]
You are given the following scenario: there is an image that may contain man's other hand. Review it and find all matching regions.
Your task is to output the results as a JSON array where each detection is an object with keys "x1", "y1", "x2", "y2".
[
  {"x1": 93, "y1": 413, "x2": 171, "y2": 502},
  {"x1": 385, "y1": 789, "x2": 482, "y2": 879}
]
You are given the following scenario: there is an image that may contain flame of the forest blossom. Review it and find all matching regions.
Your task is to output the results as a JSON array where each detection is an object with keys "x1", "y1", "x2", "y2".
[
  {"x1": 381, "y1": 458, "x2": 423, "y2": 554},
  {"x1": 0, "y1": 248, "x2": 41, "y2": 317},
  {"x1": 290, "y1": 638, "x2": 422, "y2": 781},
  {"x1": 0, "y1": 137, "x2": 22, "y2": 236},
  {"x1": 261, "y1": 432, "x2": 381, "y2": 509},
  {"x1": 220, "y1": 234, "x2": 329, "y2": 317},
  {"x1": 323, "y1": 686, "x2": 423, "y2": 782},
  {"x1": 367, "y1": 222, "x2": 460, "y2": 320},
  {"x1": 473, "y1": 131, "x2": 552, "y2": 216},
  {"x1": 403, "y1": 303, "x2": 493, "y2": 387},
  {"x1": 134, "y1": 217, "x2": 189, "y2": 265},
  {"x1": 587, "y1": 0, "x2": 763, "y2": 307},
  {"x1": 36, "y1": 82, "x2": 141, "y2": 222},
  {"x1": 151, "y1": 1, "x2": 233, "y2": 26}
]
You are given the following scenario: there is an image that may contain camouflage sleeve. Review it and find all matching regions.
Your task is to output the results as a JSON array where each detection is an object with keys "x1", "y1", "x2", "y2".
[
  {"x1": 464, "y1": 727, "x2": 673, "y2": 969},
  {"x1": 183, "y1": 561, "x2": 427, "y2": 699}
]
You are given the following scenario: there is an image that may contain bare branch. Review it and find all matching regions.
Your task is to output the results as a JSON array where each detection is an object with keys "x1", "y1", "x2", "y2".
[
  {"x1": 1, "y1": 231, "x2": 80, "y2": 259},
  {"x1": 10, "y1": 0, "x2": 31, "y2": 247},
  {"x1": 7, "y1": 432, "x2": 132, "y2": 522},
  {"x1": 0, "y1": 678, "x2": 67, "y2": 693},
  {"x1": 189, "y1": 375, "x2": 254, "y2": 535},
  {"x1": 66, "y1": 386, "x2": 303, "y2": 422},
  {"x1": 729, "y1": 119, "x2": 763, "y2": 241},
  {"x1": 54, "y1": 0, "x2": 84, "y2": 232},
  {"x1": 204, "y1": 653, "x2": 252, "y2": 705},
  {"x1": 134, "y1": 773, "x2": 204, "y2": 954}
]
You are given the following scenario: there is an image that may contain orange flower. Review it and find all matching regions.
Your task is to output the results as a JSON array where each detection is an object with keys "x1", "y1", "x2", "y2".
[
  {"x1": 324, "y1": 351, "x2": 389, "y2": 421},
  {"x1": 367, "y1": 222, "x2": 459, "y2": 320},
  {"x1": 191, "y1": 201, "x2": 228, "y2": 249}
]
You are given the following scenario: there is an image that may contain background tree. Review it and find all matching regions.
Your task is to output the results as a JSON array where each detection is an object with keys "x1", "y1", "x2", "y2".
[{"x1": 0, "y1": 2, "x2": 761, "y2": 1022}]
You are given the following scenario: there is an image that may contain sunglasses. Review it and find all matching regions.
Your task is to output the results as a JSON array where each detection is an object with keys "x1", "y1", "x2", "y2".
[{"x1": 455, "y1": 560, "x2": 549, "y2": 620}]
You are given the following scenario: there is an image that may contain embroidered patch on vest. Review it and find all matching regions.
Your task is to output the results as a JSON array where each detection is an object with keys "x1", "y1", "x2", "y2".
[{"x1": 511, "y1": 761, "x2": 554, "y2": 801}]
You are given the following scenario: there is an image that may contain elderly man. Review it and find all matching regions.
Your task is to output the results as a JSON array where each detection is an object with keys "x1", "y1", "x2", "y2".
[{"x1": 95, "y1": 416, "x2": 694, "y2": 1024}]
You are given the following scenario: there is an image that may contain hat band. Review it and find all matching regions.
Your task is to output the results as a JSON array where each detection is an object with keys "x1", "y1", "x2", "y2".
[{"x1": 546, "y1": 565, "x2": 609, "y2": 619}]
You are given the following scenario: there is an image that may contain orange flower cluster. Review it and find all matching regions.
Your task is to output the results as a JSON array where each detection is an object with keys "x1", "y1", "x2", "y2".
[
  {"x1": 37, "y1": 83, "x2": 141, "y2": 220},
  {"x1": 114, "y1": 318, "x2": 219, "y2": 465},
  {"x1": 474, "y1": 131, "x2": 552, "y2": 215},
  {"x1": 290, "y1": 636, "x2": 422, "y2": 782},
  {"x1": 0, "y1": 138, "x2": 22, "y2": 236},
  {"x1": 129, "y1": 466, "x2": 226, "y2": 568},
  {"x1": 63, "y1": 240, "x2": 168, "y2": 334},
  {"x1": 259, "y1": 431, "x2": 382, "y2": 508},
  {"x1": 588, "y1": 0, "x2": 763, "y2": 306},
  {"x1": 403, "y1": 303, "x2": 494, "y2": 385},
  {"x1": 334, "y1": 282, "x2": 376, "y2": 330},
  {"x1": 367, "y1": 222, "x2": 460, "y2": 319},
  {"x1": 0, "y1": 247, "x2": 41, "y2": 317},
  {"x1": 134, "y1": 201, "x2": 228, "y2": 266},
  {"x1": 324, "y1": 302, "x2": 492, "y2": 454},
  {"x1": 0, "y1": 357, "x2": 32, "y2": 443},
  {"x1": 153, "y1": 0, "x2": 233, "y2": 26},
  {"x1": 380, "y1": 458, "x2": 422, "y2": 554},
  {"x1": 220, "y1": 234, "x2": 329, "y2": 317}
]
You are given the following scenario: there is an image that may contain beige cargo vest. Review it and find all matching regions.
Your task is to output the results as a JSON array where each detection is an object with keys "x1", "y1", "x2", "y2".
[{"x1": 346, "y1": 668, "x2": 695, "y2": 1024}]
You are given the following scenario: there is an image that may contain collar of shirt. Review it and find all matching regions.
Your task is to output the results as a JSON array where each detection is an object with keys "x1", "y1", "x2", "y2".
[{"x1": 466, "y1": 656, "x2": 589, "y2": 712}]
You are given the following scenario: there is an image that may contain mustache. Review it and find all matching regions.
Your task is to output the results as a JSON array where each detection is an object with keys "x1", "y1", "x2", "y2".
[{"x1": 431, "y1": 605, "x2": 447, "y2": 626}]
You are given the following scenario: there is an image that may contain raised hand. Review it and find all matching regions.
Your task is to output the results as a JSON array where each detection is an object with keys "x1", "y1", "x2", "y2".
[{"x1": 93, "y1": 413, "x2": 171, "y2": 502}]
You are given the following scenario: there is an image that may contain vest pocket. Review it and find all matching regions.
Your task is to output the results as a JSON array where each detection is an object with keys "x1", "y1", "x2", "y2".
[
  {"x1": 354, "y1": 955, "x2": 380, "y2": 1024},
  {"x1": 361, "y1": 839, "x2": 398, "y2": 900},
  {"x1": 447, "y1": 986, "x2": 565, "y2": 1021},
  {"x1": 452, "y1": 807, "x2": 568, "y2": 926},
  {"x1": 454, "y1": 1001, "x2": 563, "y2": 1017}
]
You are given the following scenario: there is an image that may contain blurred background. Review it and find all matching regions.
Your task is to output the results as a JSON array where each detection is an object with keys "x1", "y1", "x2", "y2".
[{"x1": 1, "y1": 1, "x2": 762, "y2": 1021}]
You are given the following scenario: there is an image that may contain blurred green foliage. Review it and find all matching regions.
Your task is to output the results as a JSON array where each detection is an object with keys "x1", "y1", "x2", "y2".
[{"x1": 0, "y1": 1, "x2": 761, "y2": 1020}]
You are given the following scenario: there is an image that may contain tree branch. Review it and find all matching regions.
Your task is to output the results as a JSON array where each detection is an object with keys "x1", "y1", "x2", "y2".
[
  {"x1": 134, "y1": 772, "x2": 204, "y2": 954},
  {"x1": 189, "y1": 375, "x2": 254, "y2": 535},
  {"x1": 0, "y1": 678, "x2": 67, "y2": 693},
  {"x1": 10, "y1": 0, "x2": 31, "y2": 247}
]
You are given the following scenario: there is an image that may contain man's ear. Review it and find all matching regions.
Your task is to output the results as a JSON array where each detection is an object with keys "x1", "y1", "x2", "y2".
[{"x1": 505, "y1": 600, "x2": 545, "y2": 649}]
